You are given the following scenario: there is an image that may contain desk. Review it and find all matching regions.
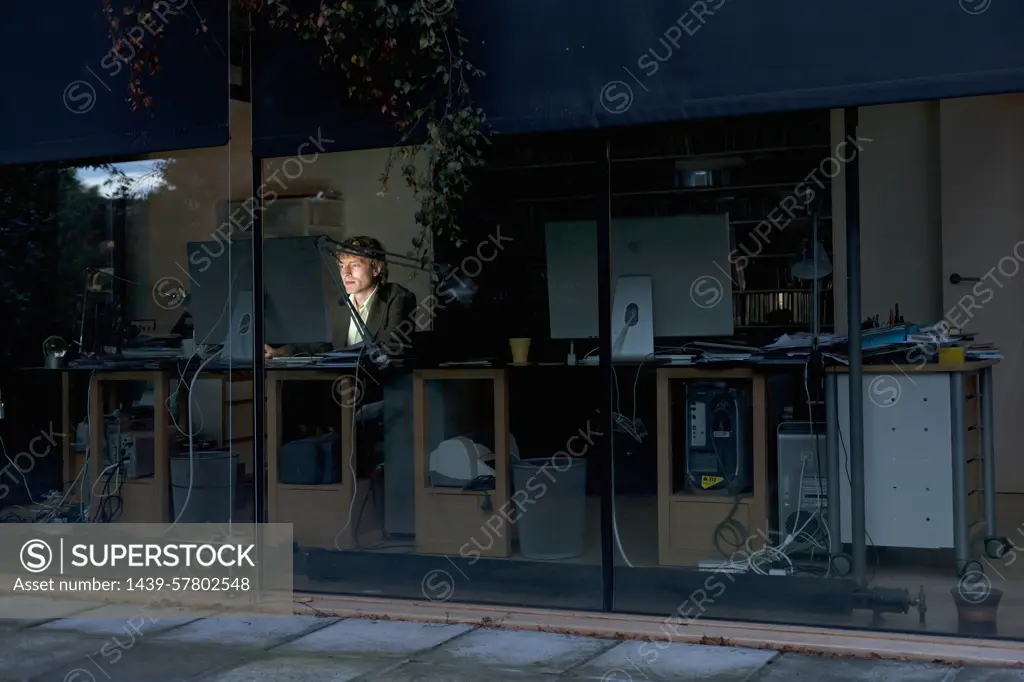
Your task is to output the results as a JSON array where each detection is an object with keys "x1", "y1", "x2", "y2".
[
  {"x1": 825, "y1": 361, "x2": 1003, "y2": 576},
  {"x1": 656, "y1": 367, "x2": 769, "y2": 567},
  {"x1": 413, "y1": 368, "x2": 511, "y2": 557},
  {"x1": 45, "y1": 365, "x2": 252, "y2": 522},
  {"x1": 265, "y1": 368, "x2": 358, "y2": 550},
  {"x1": 87, "y1": 370, "x2": 172, "y2": 523}
]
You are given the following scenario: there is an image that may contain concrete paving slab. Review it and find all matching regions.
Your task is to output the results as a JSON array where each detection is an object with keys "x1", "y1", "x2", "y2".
[
  {"x1": 277, "y1": 619, "x2": 473, "y2": 658},
  {"x1": 30, "y1": 643, "x2": 254, "y2": 682},
  {"x1": 954, "y1": 669, "x2": 1024, "y2": 681},
  {"x1": 0, "y1": 596, "x2": 102, "y2": 628},
  {"x1": 151, "y1": 614, "x2": 335, "y2": 649},
  {"x1": 754, "y1": 654, "x2": 954, "y2": 682},
  {"x1": 573, "y1": 641, "x2": 778, "y2": 681},
  {"x1": 421, "y1": 627, "x2": 613, "y2": 674},
  {"x1": 370, "y1": 662, "x2": 562, "y2": 681},
  {"x1": 0, "y1": 630, "x2": 109, "y2": 680},
  {"x1": 199, "y1": 654, "x2": 394, "y2": 681},
  {"x1": 36, "y1": 604, "x2": 206, "y2": 636}
]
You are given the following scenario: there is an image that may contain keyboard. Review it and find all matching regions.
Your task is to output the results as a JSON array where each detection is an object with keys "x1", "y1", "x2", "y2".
[{"x1": 267, "y1": 356, "x2": 318, "y2": 366}]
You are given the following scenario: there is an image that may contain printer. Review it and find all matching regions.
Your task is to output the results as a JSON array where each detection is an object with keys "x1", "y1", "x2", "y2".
[{"x1": 429, "y1": 434, "x2": 520, "y2": 487}]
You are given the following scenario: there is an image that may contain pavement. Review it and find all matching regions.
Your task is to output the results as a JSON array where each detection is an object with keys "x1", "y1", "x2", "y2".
[{"x1": 0, "y1": 598, "x2": 1023, "y2": 681}]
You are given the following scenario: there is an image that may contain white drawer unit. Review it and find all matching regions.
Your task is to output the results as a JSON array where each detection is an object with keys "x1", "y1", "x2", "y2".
[
  {"x1": 825, "y1": 363, "x2": 1006, "y2": 577},
  {"x1": 835, "y1": 373, "x2": 953, "y2": 549}
]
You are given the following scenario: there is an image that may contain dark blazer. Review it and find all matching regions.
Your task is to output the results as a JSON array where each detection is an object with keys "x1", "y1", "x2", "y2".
[
  {"x1": 270, "y1": 281, "x2": 417, "y2": 357},
  {"x1": 331, "y1": 281, "x2": 418, "y2": 352}
]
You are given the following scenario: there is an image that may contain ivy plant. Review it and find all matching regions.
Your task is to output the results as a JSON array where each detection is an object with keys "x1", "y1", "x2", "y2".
[{"x1": 102, "y1": 0, "x2": 490, "y2": 254}]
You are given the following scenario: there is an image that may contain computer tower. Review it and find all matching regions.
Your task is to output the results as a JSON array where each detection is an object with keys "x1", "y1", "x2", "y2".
[
  {"x1": 683, "y1": 383, "x2": 751, "y2": 495},
  {"x1": 776, "y1": 421, "x2": 828, "y2": 555},
  {"x1": 104, "y1": 414, "x2": 155, "y2": 479}
]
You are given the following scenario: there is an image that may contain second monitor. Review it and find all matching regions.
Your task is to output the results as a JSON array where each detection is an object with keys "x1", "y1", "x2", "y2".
[
  {"x1": 544, "y1": 214, "x2": 734, "y2": 339},
  {"x1": 186, "y1": 236, "x2": 336, "y2": 350}
]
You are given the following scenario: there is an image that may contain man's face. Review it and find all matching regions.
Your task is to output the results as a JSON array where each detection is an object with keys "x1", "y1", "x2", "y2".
[{"x1": 339, "y1": 255, "x2": 380, "y2": 296}]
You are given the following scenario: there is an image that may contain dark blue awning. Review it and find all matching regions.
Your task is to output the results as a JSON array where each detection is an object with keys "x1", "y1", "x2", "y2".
[
  {"x1": 253, "y1": 0, "x2": 1024, "y2": 157},
  {"x1": 0, "y1": 0, "x2": 229, "y2": 166}
]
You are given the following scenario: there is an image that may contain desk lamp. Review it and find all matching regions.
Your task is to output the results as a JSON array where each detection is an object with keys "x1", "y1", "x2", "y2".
[
  {"x1": 314, "y1": 235, "x2": 475, "y2": 366},
  {"x1": 790, "y1": 212, "x2": 832, "y2": 424},
  {"x1": 43, "y1": 336, "x2": 68, "y2": 369},
  {"x1": 790, "y1": 212, "x2": 832, "y2": 344}
]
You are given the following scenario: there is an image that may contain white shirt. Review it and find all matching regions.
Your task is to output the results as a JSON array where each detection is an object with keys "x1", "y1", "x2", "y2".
[{"x1": 346, "y1": 287, "x2": 377, "y2": 347}]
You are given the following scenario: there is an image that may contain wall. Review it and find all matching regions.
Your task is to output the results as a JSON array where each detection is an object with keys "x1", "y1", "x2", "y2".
[
  {"x1": 831, "y1": 94, "x2": 1024, "y2": 494},
  {"x1": 121, "y1": 99, "x2": 254, "y2": 468},
  {"x1": 260, "y1": 148, "x2": 432, "y2": 313},
  {"x1": 831, "y1": 102, "x2": 943, "y2": 333},
  {"x1": 129, "y1": 98, "x2": 254, "y2": 331},
  {"x1": 939, "y1": 94, "x2": 1024, "y2": 494}
]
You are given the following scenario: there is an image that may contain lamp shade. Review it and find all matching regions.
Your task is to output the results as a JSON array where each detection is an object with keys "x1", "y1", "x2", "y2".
[
  {"x1": 791, "y1": 240, "x2": 833, "y2": 280},
  {"x1": 434, "y1": 264, "x2": 478, "y2": 306}
]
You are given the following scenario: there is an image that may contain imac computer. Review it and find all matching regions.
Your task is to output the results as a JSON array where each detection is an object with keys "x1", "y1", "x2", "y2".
[
  {"x1": 186, "y1": 237, "x2": 335, "y2": 359},
  {"x1": 544, "y1": 215, "x2": 733, "y2": 345}
]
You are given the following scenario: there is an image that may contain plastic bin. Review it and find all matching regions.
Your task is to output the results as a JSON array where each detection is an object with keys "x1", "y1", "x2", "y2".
[
  {"x1": 512, "y1": 457, "x2": 587, "y2": 560},
  {"x1": 170, "y1": 450, "x2": 239, "y2": 523}
]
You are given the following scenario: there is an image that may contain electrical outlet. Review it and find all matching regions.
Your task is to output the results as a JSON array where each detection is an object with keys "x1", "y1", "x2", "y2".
[{"x1": 132, "y1": 319, "x2": 157, "y2": 332}]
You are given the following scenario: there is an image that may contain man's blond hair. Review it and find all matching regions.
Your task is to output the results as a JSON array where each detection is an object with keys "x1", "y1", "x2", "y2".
[{"x1": 340, "y1": 235, "x2": 388, "y2": 282}]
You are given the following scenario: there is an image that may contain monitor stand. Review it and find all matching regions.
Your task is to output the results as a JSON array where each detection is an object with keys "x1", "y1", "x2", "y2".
[
  {"x1": 222, "y1": 289, "x2": 255, "y2": 363},
  {"x1": 611, "y1": 275, "x2": 655, "y2": 362}
]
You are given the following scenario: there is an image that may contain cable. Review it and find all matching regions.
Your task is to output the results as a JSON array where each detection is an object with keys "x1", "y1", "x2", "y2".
[
  {"x1": 835, "y1": 396, "x2": 882, "y2": 580},
  {"x1": 167, "y1": 354, "x2": 205, "y2": 437},
  {"x1": 713, "y1": 496, "x2": 748, "y2": 558},
  {"x1": 166, "y1": 348, "x2": 224, "y2": 530},
  {"x1": 167, "y1": 294, "x2": 229, "y2": 440},
  {"x1": 160, "y1": 291, "x2": 236, "y2": 532},
  {"x1": 92, "y1": 457, "x2": 125, "y2": 523},
  {"x1": 64, "y1": 372, "x2": 97, "y2": 521},
  {"x1": 609, "y1": 358, "x2": 644, "y2": 569},
  {"x1": 0, "y1": 436, "x2": 36, "y2": 507},
  {"x1": 610, "y1": 346, "x2": 708, "y2": 569},
  {"x1": 736, "y1": 357, "x2": 832, "y2": 575},
  {"x1": 335, "y1": 343, "x2": 368, "y2": 550}
]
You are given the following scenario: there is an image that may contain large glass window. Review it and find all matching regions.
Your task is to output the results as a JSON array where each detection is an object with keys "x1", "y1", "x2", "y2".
[
  {"x1": 0, "y1": 106, "x2": 252, "y2": 529},
  {"x1": 259, "y1": 110, "x2": 1024, "y2": 638},
  {"x1": 608, "y1": 113, "x2": 842, "y2": 625},
  {"x1": 603, "y1": 108, "x2": 1023, "y2": 642},
  {"x1": 261, "y1": 140, "x2": 605, "y2": 609}
]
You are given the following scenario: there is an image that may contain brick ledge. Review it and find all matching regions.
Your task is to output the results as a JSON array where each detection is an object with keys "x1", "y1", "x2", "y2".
[{"x1": 293, "y1": 592, "x2": 1024, "y2": 669}]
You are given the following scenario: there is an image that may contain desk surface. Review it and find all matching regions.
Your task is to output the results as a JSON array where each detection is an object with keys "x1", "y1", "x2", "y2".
[
  {"x1": 43, "y1": 356, "x2": 977, "y2": 377},
  {"x1": 27, "y1": 358, "x2": 811, "y2": 375},
  {"x1": 826, "y1": 360, "x2": 998, "y2": 374}
]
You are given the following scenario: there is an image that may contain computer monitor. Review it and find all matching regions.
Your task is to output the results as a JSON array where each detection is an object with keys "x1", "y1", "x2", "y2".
[
  {"x1": 186, "y1": 236, "x2": 334, "y2": 350},
  {"x1": 263, "y1": 237, "x2": 335, "y2": 345},
  {"x1": 544, "y1": 215, "x2": 734, "y2": 339},
  {"x1": 186, "y1": 239, "x2": 252, "y2": 348}
]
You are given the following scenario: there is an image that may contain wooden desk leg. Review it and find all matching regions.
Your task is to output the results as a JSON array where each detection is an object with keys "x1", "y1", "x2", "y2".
[
  {"x1": 751, "y1": 375, "x2": 768, "y2": 544},
  {"x1": 980, "y1": 366, "x2": 998, "y2": 541},
  {"x1": 266, "y1": 376, "x2": 280, "y2": 525},
  {"x1": 656, "y1": 371, "x2": 671, "y2": 565},
  {"x1": 61, "y1": 372, "x2": 71, "y2": 494},
  {"x1": 336, "y1": 376, "x2": 356, "y2": 550},
  {"x1": 950, "y1": 373, "x2": 970, "y2": 574},
  {"x1": 87, "y1": 376, "x2": 103, "y2": 522},
  {"x1": 493, "y1": 371, "x2": 510, "y2": 556},
  {"x1": 154, "y1": 372, "x2": 170, "y2": 523},
  {"x1": 413, "y1": 374, "x2": 427, "y2": 552}
]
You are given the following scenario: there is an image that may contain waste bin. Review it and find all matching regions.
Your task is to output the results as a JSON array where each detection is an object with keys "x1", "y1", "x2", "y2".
[
  {"x1": 512, "y1": 456, "x2": 587, "y2": 560},
  {"x1": 170, "y1": 450, "x2": 239, "y2": 523}
]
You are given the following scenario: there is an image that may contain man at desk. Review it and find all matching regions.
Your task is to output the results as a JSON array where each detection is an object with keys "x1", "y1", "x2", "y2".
[{"x1": 265, "y1": 235, "x2": 417, "y2": 358}]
